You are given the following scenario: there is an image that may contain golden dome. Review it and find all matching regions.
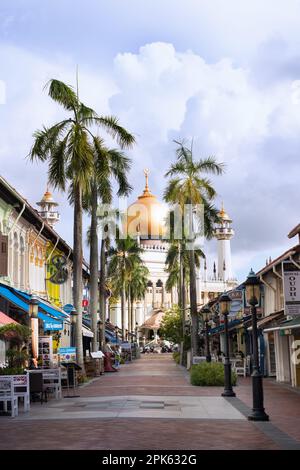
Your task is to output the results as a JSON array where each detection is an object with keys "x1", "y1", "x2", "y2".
[
  {"x1": 37, "y1": 187, "x2": 58, "y2": 207},
  {"x1": 218, "y1": 202, "x2": 231, "y2": 222},
  {"x1": 126, "y1": 169, "x2": 168, "y2": 239}
]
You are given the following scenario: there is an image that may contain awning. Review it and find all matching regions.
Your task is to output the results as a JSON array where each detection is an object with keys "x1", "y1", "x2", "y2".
[
  {"x1": 248, "y1": 311, "x2": 284, "y2": 332},
  {"x1": 140, "y1": 309, "x2": 165, "y2": 330},
  {"x1": 209, "y1": 316, "x2": 251, "y2": 336},
  {"x1": 0, "y1": 283, "x2": 68, "y2": 327},
  {"x1": 82, "y1": 325, "x2": 94, "y2": 338},
  {"x1": 264, "y1": 316, "x2": 300, "y2": 333},
  {"x1": 0, "y1": 311, "x2": 19, "y2": 326}
]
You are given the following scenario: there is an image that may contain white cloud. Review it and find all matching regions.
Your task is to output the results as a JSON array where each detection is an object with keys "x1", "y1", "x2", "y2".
[{"x1": 1, "y1": 39, "x2": 300, "y2": 280}]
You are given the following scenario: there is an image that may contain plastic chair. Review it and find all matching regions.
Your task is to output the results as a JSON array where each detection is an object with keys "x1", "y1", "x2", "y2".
[{"x1": 0, "y1": 377, "x2": 18, "y2": 417}]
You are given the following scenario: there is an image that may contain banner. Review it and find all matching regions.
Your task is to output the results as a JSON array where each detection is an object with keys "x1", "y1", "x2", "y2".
[{"x1": 283, "y1": 261, "x2": 300, "y2": 316}]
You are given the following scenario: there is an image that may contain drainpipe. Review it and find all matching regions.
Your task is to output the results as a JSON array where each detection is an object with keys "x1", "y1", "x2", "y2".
[
  {"x1": 46, "y1": 236, "x2": 59, "y2": 263},
  {"x1": 29, "y1": 222, "x2": 45, "y2": 250},
  {"x1": 8, "y1": 203, "x2": 26, "y2": 235}
]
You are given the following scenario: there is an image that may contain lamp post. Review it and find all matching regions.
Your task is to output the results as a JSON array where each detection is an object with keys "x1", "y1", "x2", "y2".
[
  {"x1": 70, "y1": 308, "x2": 77, "y2": 348},
  {"x1": 245, "y1": 269, "x2": 269, "y2": 421},
  {"x1": 29, "y1": 295, "x2": 39, "y2": 366},
  {"x1": 201, "y1": 306, "x2": 211, "y2": 363},
  {"x1": 219, "y1": 292, "x2": 236, "y2": 397},
  {"x1": 135, "y1": 322, "x2": 139, "y2": 345}
]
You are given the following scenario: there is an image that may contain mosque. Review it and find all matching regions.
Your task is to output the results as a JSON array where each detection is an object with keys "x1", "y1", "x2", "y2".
[{"x1": 109, "y1": 170, "x2": 238, "y2": 343}]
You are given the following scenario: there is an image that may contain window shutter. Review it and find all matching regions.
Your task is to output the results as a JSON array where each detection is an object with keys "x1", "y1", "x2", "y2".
[{"x1": 0, "y1": 234, "x2": 8, "y2": 276}]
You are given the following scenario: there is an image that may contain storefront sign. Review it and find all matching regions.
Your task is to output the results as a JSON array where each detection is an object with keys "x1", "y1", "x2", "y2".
[
  {"x1": 59, "y1": 347, "x2": 76, "y2": 363},
  {"x1": 43, "y1": 320, "x2": 63, "y2": 331},
  {"x1": 63, "y1": 304, "x2": 74, "y2": 314},
  {"x1": 283, "y1": 261, "x2": 300, "y2": 316}
]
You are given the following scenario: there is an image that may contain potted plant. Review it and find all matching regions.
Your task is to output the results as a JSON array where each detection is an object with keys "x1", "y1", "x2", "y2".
[{"x1": 0, "y1": 323, "x2": 31, "y2": 375}]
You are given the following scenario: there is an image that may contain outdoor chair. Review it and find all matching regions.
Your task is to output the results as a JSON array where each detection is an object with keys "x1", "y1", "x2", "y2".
[
  {"x1": 0, "y1": 377, "x2": 18, "y2": 418},
  {"x1": 29, "y1": 372, "x2": 47, "y2": 404},
  {"x1": 233, "y1": 358, "x2": 247, "y2": 377},
  {"x1": 42, "y1": 369, "x2": 62, "y2": 400},
  {"x1": 13, "y1": 374, "x2": 30, "y2": 412}
]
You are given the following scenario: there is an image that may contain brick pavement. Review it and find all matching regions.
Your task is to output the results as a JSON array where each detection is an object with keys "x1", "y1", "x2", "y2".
[{"x1": 0, "y1": 354, "x2": 299, "y2": 450}]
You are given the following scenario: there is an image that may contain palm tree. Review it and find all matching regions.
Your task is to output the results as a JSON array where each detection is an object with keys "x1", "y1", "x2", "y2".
[
  {"x1": 86, "y1": 144, "x2": 133, "y2": 351},
  {"x1": 164, "y1": 140, "x2": 224, "y2": 356},
  {"x1": 165, "y1": 239, "x2": 205, "y2": 357},
  {"x1": 107, "y1": 237, "x2": 144, "y2": 339},
  {"x1": 29, "y1": 78, "x2": 134, "y2": 369},
  {"x1": 128, "y1": 263, "x2": 149, "y2": 334}
]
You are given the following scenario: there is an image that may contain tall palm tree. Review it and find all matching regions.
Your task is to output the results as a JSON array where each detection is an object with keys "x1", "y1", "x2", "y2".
[
  {"x1": 164, "y1": 140, "x2": 224, "y2": 356},
  {"x1": 87, "y1": 144, "x2": 133, "y2": 351},
  {"x1": 29, "y1": 78, "x2": 134, "y2": 369},
  {"x1": 107, "y1": 237, "x2": 144, "y2": 339},
  {"x1": 165, "y1": 239, "x2": 205, "y2": 352},
  {"x1": 128, "y1": 263, "x2": 149, "y2": 334}
]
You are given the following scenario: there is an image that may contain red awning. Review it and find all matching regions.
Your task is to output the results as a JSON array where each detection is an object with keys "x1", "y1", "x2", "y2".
[{"x1": 0, "y1": 311, "x2": 19, "y2": 326}]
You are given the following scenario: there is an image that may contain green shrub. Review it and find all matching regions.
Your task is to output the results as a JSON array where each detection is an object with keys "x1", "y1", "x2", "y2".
[
  {"x1": 0, "y1": 367, "x2": 26, "y2": 375},
  {"x1": 190, "y1": 362, "x2": 237, "y2": 386},
  {"x1": 172, "y1": 351, "x2": 180, "y2": 364},
  {"x1": 120, "y1": 357, "x2": 125, "y2": 365}
]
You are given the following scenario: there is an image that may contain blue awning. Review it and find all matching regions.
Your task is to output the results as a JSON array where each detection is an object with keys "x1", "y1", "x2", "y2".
[
  {"x1": 0, "y1": 283, "x2": 67, "y2": 327},
  {"x1": 11, "y1": 288, "x2": 67, "y2": 320},
  {"x1": 0, "y1": 283, "x2": 29, "y2": 313},
  {"x1": 209, "y1": 315, "x2": 251, "y2": 336}
]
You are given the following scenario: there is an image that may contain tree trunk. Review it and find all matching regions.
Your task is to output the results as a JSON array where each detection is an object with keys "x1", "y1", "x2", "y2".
[
  {"x1": 121, "y1": 279, "x2": 126, "y2": 340},
  {"x1": 99, "y1": 238, "x2": 106, "y2": 350},
  {"x1": 73, "y1": 183, "x2": 85, "y2": 372},
  {"x1": 90, "y1": 182, "x2": 99, "y2": 352},
  {"x1": 189, "y1": 248, "x2": 198, "y2": 357},
  {"x1": 127, "y1": 288, "x2": 132, "y2": 341},
  {"x1": 131, "y1": 298, "x2": 135, "y2": 336}
]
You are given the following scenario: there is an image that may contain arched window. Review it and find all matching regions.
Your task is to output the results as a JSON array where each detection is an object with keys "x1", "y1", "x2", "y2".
[{"x1": 13, "y1": 232, "x2": 19, "y2": 286}]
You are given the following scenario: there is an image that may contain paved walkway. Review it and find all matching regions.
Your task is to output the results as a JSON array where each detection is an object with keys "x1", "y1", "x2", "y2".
[{"x1": 0, "y1": 354, "x2": 300, "y2": 450}]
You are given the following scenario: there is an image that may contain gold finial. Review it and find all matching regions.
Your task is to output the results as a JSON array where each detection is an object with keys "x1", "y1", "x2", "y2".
[{"x1": 144, "y1": 168, "x2": 149, "y2": 191}]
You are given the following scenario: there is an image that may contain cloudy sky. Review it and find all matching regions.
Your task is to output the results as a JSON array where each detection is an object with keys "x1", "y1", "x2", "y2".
[{"x1": 0, "y1": 0, "x2": 300, "y2": 281}]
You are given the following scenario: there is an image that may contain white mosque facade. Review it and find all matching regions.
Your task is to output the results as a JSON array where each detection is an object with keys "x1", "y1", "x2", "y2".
[{"x1": 108, "y1": 171, "x2": 238, "y2": 341}]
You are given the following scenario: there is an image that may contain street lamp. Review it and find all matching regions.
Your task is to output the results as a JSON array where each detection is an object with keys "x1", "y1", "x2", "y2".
[
  {"x1": 135, "y1": 322, "x2": 139, "y2": 345},
  {"x1": 219, "y1": 292, "x2": 236, "y2": 397},
  {"x1": 245, "y1": 269, "x2": 269, "y2": 421},
  {"x1": 201, "y1": 306, "x2": 211, "y2": 363},
  {"x1": 29, "y1": 295, "x2": 39, "y2": 365},
  {"x1": 70, "y1": 308, "x2": 77, "y2": 348}
]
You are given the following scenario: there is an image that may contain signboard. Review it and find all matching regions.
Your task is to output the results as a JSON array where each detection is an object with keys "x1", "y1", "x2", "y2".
[
  {"x1": 48, "y1": 255, "x2": 68, "y2": 285},
  {"x1": 38, "y1": 336, "x2": 53, "y2": 368},
  {"x1": 82, "y1": 299, "x2": 89, "y2": 307},
  {"x1": 43, "y1": 320, "x2": 63, "y2": 331},
  {"x1": 283, "y1": 261, "x2": 300, "y2": 316},
  {"x1": 59, "y1": 347, "x2": 76, "y2": 363},
  {"x1": 91, "y1": 351, "x2": 105, "y2": 359},
  {"x1": 63, "y1": 304, "x2": 74, "y2": 314}
]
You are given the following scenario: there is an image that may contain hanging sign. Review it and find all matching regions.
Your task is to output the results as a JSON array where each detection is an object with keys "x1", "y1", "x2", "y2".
[
  {"x1": 48, "y1": 255, "x2": 68, "y2": 285},
  {"x1": 282, "y1": 261, "x2": 300, "y2": 316}
]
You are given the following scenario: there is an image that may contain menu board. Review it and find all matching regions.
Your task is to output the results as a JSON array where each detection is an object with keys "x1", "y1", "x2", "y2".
[{"x1": 38, "y1": 336, "x2": 53, "y2": 368}]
